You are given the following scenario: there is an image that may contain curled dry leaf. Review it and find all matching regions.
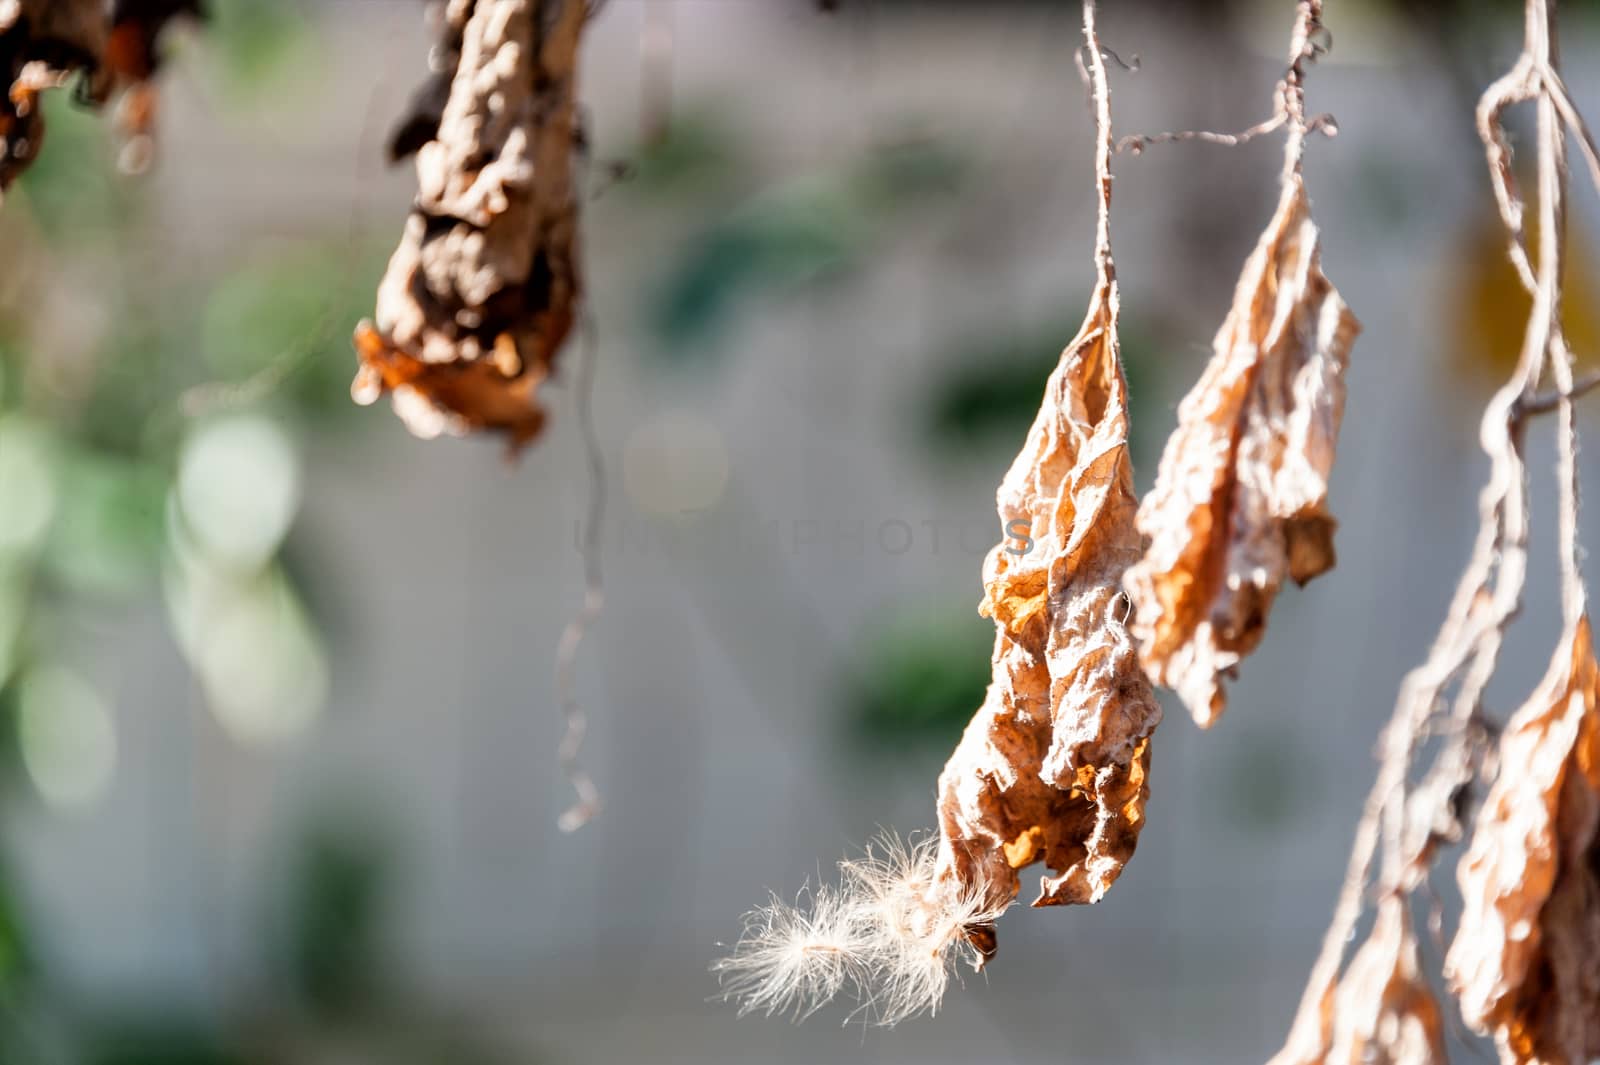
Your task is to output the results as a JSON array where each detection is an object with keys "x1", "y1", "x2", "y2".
[
  {"x1": 1124, "y1": 177, "x2": 1359, "y2": 727},
  {"x1": 354, "y1": 0, "x2": 585, "y2": 453},
  {"x1": 1270, "y1": 896, "x2": 1448, "y2": 1065},
  {"x1": 932, "y1": 277, "x2": 1162, "y2": 943},
  {"x1": 1445, "y1": 615, "x2": 1600, "y2": 1065},
  {"x1": 0, "y1": 0, "x2": 195, "y2": 195}
]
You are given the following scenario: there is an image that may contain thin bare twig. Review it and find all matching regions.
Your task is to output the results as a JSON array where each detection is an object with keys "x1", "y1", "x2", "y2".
[
  {"x1": 1279, "y1": 0, "x2": 1324, "y2": 176},
  {"x1": 1273, "y1": 1, "x2": 1587, "y2": 1054},
  {"x1": 1533, "y1": 7, "x2": 1586, "y2": 628},
  {"x1": 1082, "y1": 0, "x2": 1115, "y2": 285},
  {"x1": 1096, "y1": 44, "x2": 1139, "y2": 73},
  {"x1": 1118, "y1": 112, "x2": 1287, "y2": 154},
  {"x1": 1117, "y1": 114, "x2": 1340, "y2": 156},
  {"x1": 1116, "y1": 1, "x2": 1336, "y2": 170},
  {"x1": 1521, "y1": 367, "x2": 1600, "y2": 414},
  {"x1": 1470, "y1": 0, "x2": 1588, "y2": 629}
]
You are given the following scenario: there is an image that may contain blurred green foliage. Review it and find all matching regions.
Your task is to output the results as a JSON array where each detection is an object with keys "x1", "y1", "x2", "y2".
[
  {"x1": 43, "y1": 454, "x2": 168, "y2": 599},
  {"x1": 0, "y1": 0, "x2": 384, "y2": 798},
  {"x1": 632, "y1": 123, "x2": 1170, "y2": 759},
  {"x1": 3, "y1": 0, "x2": 1528, "y2": 1058},
  {"x1": 1218, "y1": 726, "x2": 1319, "y2": 835},
  {"x1": 203, "y1": 0, "x2": 313, "y2": 97},
  {"x1": 15, "y1": 95, "x2": 131, "y2": 242},
  {"x1": 649, "y1": 137, "x2": 967, "y2": 356},
  {"x1": 841, "y1": 610, "x2": 991, "y2": 750},
  {"x1": 198, "y1": 248, "x2": 384, "y2": 423},
  {"x1": 283, "y1": 822, "x2": 389, "y2": 1018},
  {"x1": 618, "y1": 112, "x2": 746, "y2": 198},
  {"x1": 919, "y1": 315, "x2": 1162, "y2": 468},
  {"x1": 0, "y1": 857, "x2": 35, "y2": 997},
  {"x1": 82, "y1": 1024, "x2": 248, "y2": 1065},
  {"x1": 0, "y1": 3, "x2": 407, "y2": 1059},
  {"x1": 839, "y1": 316, "x2": 1166, "y2": 756}
]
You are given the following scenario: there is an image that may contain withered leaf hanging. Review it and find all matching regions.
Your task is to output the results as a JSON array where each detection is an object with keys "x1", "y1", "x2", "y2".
[
  {"x1": 1124, "y1": 177, "x2": 1358, "y2": 727},
  {"x1": 353, "y1": 0, "x2": 585, "y2": 452},
  {"x1": 1270, "y1": 895, "x2": 1448, "y2": 1065},
  {"x1": 0, "y1": 0, "x2": 196, "y2": 197},
  {"x1": 1445, "y1": 615, "x2": 1600, "y2": 1065},
  {"x1": 714, "y1": 5, "x2": 1158, "y2": 1019},
  {"x1": 932, "y1": 275, "x2": 1162, "y2": 945}
]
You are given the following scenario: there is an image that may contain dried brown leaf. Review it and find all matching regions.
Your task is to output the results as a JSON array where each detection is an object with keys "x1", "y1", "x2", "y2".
[
  {"x1": 1445, "y1": 615, "x2": 1600, "y2": 1065},
  {"x1": 0, "y1": 0, "x2": 194, "y2": 194},
  {"x1": 1270, "y1": 896, "x2": 1448, "y2": 1065},
  {"x1": 932, "y1": 278, "x2": 1162, "y2": 940},
  {"x1": 1332, "y1": 899, "x2": 1450, "y2": 1065},
  {"x1": 1, "y1": 0, "x2": 106, "y2": 196},
  {"x1": 1125, "y1": 177, "x2": 1359, "y2": 727},
  {"x1": 354, "y1": 0, "x2": 585, "y2": 453}
]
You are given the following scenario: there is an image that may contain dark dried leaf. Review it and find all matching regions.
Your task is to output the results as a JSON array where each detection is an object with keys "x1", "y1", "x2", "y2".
[
  {"x1": 1446, "y1": 615, "x2": 1600, "y2": 1065},
  {"x1": 0, "y1": 0, "x2": 195, "y2": 193},
  {"x1": 354, "y1": 0, "x2": 585, "y2": 453},
  {"x1": 933, "y1": 278, "x2": 1162, "y2": 944},
  {"x1": 1270, "y1": 896, "x2": 1448, "y2": 1065},
  {"x1": 1125, "y1": 178, "x2": 1358, "y2": 727}
]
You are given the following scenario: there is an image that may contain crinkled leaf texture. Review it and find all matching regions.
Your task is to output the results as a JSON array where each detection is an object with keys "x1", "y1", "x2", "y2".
[
  {"x1": 0, "y1": 0, "x2": 195, "y2": 194},
  {"x1": 933, "y1": 277, "x2": 1162, "y2": 949},
  {"x1": 1446, "y1": 615, "x2": 1600, "y2": 1065},
  {"x1": 1270, "y1": 896, "x2": 1448, "y2": 1065},
  {"x1": 354, "y1": 0, "x2": 584, "y2": 453},
  {"x1": 1125, "y1": 178, "x2": 1359, "y2": 727}
]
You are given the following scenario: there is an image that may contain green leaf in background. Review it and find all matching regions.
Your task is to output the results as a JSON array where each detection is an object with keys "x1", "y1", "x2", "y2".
[
  {"x1": 650, "y1": 179, "x2": 859, "y2": 355},
  {"x1": 840, "y1": 609, "x2": 991, "y2": 751},
  {"x1": 43, "y1": 452, "x2": 168, "y2": 599},
  {"x1": 282, "y1": 819, "x2": 391, "y2": 1019},
  {"x1": 12, "y1": 93, "x2": 130, "y2": 242},
  {"x1": 0, "y1": 338, "x2": 17, "y2": 411},
  {"x1": 0, "y1": 416, "x2": 60, "y2": 565},
  {"x1": 848, "y1": 136, "x2": 967, "y2": 207},
  {"x1": 203, "y1": 0, "x2": 312, "y2": 97},
  {"x1": 619, "y1": 111, "x2": 745, "y2": 198},
  {"x1": 83, "y1": 1020, "x2": 251, "y2": 1065},
  {"x1": 919, "y1": 314, "x2": 1162, "y2": 469},
  {"x1": 0, "y1": 852, "x2": 35, "y2": 997},
  {"x1": 76, "y1": 313, "x2": 190, "y2": 460},
  {"x1": 14, "y1": 664, "x2": 117, "y2": 810},
  {"x1": 649, "y1": 137, "x2": 970, "y2": 358},
  {"x1": 0, "y1": 681, "x2": 22, "y2": 788},
  {"x1": 378, "y1": 1024, "x2": 527, "y2": 1065},
  {"x1": 0, "y1": 582, "x2": 26, "y2": 699},
  {"x1": 1218, "y1": 725, "x2": 1319, "y2": 836},
  {"x1": 197, "y1": 243, "x2": 380, "y2": 423}
]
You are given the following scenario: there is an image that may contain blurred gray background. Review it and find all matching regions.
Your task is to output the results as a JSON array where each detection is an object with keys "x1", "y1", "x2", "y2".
[{"x1": 2, "y1": 1, "x2": 1598, "y2": 1062}]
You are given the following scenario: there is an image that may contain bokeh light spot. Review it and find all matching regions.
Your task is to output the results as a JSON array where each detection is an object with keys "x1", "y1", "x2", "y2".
[
  {"x1": 177, "y1": 415, "x2": 300, "y2": 571},
  {"x1": 623, "y1": 411, "x2": 731, "y2": 516},
  {"x1": 17, "y1": 666, "x2": 117, "y2": 810}
]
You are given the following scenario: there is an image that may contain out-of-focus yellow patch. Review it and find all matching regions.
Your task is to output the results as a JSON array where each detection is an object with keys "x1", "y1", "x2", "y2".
[{"x1": 1450, "y1": 195, "x2": 1600, "y2": 383}]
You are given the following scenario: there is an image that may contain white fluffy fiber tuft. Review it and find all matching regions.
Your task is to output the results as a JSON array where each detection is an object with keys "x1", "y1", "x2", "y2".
[{"x1": 713, "y1": 832, "x2": 1006, "y2": 1026}]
